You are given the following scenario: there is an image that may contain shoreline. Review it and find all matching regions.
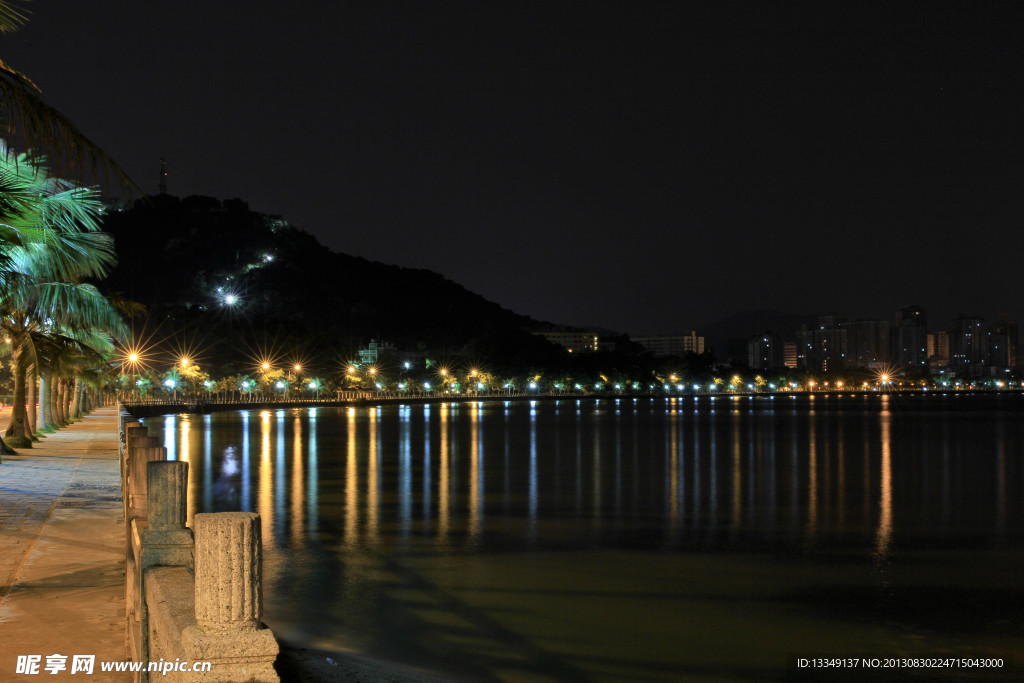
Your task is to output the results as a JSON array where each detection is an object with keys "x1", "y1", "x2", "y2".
[{"x1": 120, "y1": 387, "x2": 1024, "y2": 418}]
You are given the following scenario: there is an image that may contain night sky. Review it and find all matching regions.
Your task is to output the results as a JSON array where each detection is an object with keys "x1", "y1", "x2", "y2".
[{"x1": 6, "y1": 2, "x2": 1024, "y2": 335}]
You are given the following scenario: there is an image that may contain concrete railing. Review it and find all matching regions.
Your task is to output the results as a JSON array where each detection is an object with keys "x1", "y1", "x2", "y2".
[{"x1": 119, "y1": 408, "x2": 279, "y2": 682}]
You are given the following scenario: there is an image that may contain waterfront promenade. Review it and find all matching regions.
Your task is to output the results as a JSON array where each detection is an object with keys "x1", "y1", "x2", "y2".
[{"x1": 0, "y1": 406, "x2": 130, "y2": 681}]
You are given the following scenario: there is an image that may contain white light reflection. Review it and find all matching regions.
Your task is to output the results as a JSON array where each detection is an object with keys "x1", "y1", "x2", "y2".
[{"x1": 307, "y1": 408, "x2": 318, "y2": 534}]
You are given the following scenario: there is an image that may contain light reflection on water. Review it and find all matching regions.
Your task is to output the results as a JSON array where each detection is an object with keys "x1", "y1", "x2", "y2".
[{"x1": 151, "y1": 395, "x2": 1024, "y2": 680}]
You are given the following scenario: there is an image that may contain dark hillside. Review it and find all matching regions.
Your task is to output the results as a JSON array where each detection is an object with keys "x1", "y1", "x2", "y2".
[{"x1": 101, "y1": 195, "x2": 551, "y2": 369}]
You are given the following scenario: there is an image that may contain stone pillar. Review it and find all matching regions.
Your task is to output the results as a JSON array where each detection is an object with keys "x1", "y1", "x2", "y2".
[
  {"x1": 123, "y1": 424, "x2": 146, "y2": 457},
  {"x1": 132, "y1": 461, "x2": 194, "y2": 673},
  {"x1": 128, "y1": 435, "x2": 161, "y2": 457},
  {"x1": 193, "y1": 513, "x2": 262, "y2": 631},
  {"x1": 182, "y1": 513, "x2": 279, "y2": 681},
  {"x1": 128, "y1": 446, "x2": 167, "y2": 520},
  {"x1": 121, "y1": 417, "x2": 140, "y2": 440},
  {"x1": 142, "y1": 460, "x2": 193, "y2": 567},
  {"x1": 121, "y1": 425, "x2": 147, "y2": 520}
]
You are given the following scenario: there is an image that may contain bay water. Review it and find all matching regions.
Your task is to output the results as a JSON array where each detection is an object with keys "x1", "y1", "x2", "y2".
[{"x1": 149, "y1": 394, "x2": 1023, "y2": 680}]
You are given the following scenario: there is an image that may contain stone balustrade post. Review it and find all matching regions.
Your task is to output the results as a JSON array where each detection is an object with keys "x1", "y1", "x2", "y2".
[
  {"x1": 128, "y1": 446, "x2": 167, "y2": 521},
  {"x1": 128, "y1": 435, "x2": 161, "y2": 458},
  {"x1": 124, "y1": 424, "x2": 146, "y2": 455},
  {"x1": 120, "y1": 413, "x2": 138, "y2": 438},
  {"x1": 193, "y1": 513, "x2": 261, "y2": 631},
  {"x1": 181, "y1": 513, "x2": 279, "y2": 681},
  {"x1": 142, "y1": 460, "x2": 193, "y2": 567},
  {"x1": 120, "y1": 430, "x2": 149, "y2": 520},
  {"x1": 131, "y1": 461, "x2": 194, "y2": 673}
]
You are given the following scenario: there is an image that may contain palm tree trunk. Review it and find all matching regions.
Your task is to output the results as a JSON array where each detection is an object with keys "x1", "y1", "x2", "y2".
[
  {"x1": 70, "y1": 377, "x2": 83, "y2": 419},
  {"x1": 27, "y1": 365, "x2": 37, "y2": 435},
  {"x1": 57, "y1": 379, "x2": 68, "y2": 425},
  {"x1": 37, "y1": 372, "x2": 48, "y2": 431},
  {"x1": 5, "y1": 349, "x2": 32, "y2": 442},
  {"x1": 49, "y1": 375, "x2": 59, "y2": 426},
  {"x1": 44, "y1": 372, "x2": 54, "y2": 427}
]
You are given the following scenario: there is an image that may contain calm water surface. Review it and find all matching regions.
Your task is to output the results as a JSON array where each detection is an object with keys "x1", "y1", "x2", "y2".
[{"x1": 149, "y1": 394, "x2": 1024, "y2": 680}]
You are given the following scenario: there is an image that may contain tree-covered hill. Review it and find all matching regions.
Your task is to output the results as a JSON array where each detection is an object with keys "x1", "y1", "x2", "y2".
[{"x1": 100, "y1": 194, "x2": 553, "y2": 371}]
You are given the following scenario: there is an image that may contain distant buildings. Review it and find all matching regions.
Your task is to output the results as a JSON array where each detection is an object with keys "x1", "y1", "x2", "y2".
[
  {"x1": 843, "y1": 319, "x2": 890, "y2": 369},
  {"x1": 796, "y1": 315, "x2": 847, "y2": 372},
  {"x1": 927, "y1": 331, "x2": 949, "y2": 367},
  {"x1": 728, "y1": 305, "x2": 1018, "y2": 377},
  {"x1": 633, "y1": 331, "x2": 705, "y2": 357},
  {"x1": 747, "y1": 333, "x2": 785, "y2": 370},
  {"x1": 358, "y1": 339, "x2": 396, "y2": 365},
  {"x1": 535, "y1": 330, "x2": 600, "y2": 353},
  {"x1": 991, "y1": 321, "x2": 1018, "y2": 368},
  {"x1": 949, "y1": 316, "x2": 988, "y2": 375},
  {"x1": 894, "y1": 305, "x2": 928, "y2": 369}
]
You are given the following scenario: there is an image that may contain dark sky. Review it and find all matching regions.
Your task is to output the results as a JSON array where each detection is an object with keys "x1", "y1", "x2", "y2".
[{"x1": 6, "y1": 2, "x2": 1024, "y2": 335}]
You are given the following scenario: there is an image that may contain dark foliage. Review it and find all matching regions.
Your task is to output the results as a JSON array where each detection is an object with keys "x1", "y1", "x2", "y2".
[{"x1": 100, "y1": 195, "x2": 555, "y2": 372}]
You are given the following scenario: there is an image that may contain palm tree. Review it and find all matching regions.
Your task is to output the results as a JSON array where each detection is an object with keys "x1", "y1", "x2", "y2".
[
  {"x1": 0, "y1": 146, "x2": 126, "y2": 447},
  {"x1": 0, "y1": 1, "x2": 129, "y2": 187}
]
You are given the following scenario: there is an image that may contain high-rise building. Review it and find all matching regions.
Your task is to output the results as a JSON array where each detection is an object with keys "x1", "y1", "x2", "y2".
[
  {"x1": 841, "y1": 320, "x2": 891, "y2": 369},
  {"x1": 797, "y1": 315, "x2": 847, "y2": 372},
  {"x1": 783, "y1": 342, "x2": 797, "y2": 369},
  {"x1": 949, "y1": 315, "x2": 988, "y2": 375},
  {"x1": 989, "y1": 321, "x2": 1018, "y2": 368},
  {"x1": 928, "y1": 331, "x2": 949, "y2": 367},
  {"x1": 894, "y1": 305, "x2": 928, "y2": 370},
  {"x1": 747, "y1": 332, "x2": 785, "y2": 370}
]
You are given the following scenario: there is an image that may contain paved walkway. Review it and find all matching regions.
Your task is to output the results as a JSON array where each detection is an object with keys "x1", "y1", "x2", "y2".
[{"x1": 0, "y1": 407, "x2": 130, "y2": 681}]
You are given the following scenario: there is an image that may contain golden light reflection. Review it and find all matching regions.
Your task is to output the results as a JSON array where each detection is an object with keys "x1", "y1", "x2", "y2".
[
  {"x1": 806, "y1": 417, "x2": 818, "y2": 543},
  {"x1": 344, "y1": 409, "x2": 358, "y2": 545},
  {"x1": 368, "y1": 408, "x2": 379, "y2": 541},
  {"x1": 180, "y1": 419, "x2": 190, "y2": 463},
  {"x1": 875, "y1": 396, "x2": 892, "y2": 560},
  {"x1": 438, "y1": 403, "x2": 450, "y2": 543},
  {"x1": 291, "y1": 415, "x2": 304, "y2": 547},
  {"x1": 669, "y1": 406, "x2": 679, "y2": 536},
  {"x1": 258, "y1": 411, "x2": 274, "y2": 548},
  {"x1": 180, "y1": 418, "x2": 196, "y2": 524},
  {"x1": 469, "y1": 401, "x2": 481, "y2": 544}
]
